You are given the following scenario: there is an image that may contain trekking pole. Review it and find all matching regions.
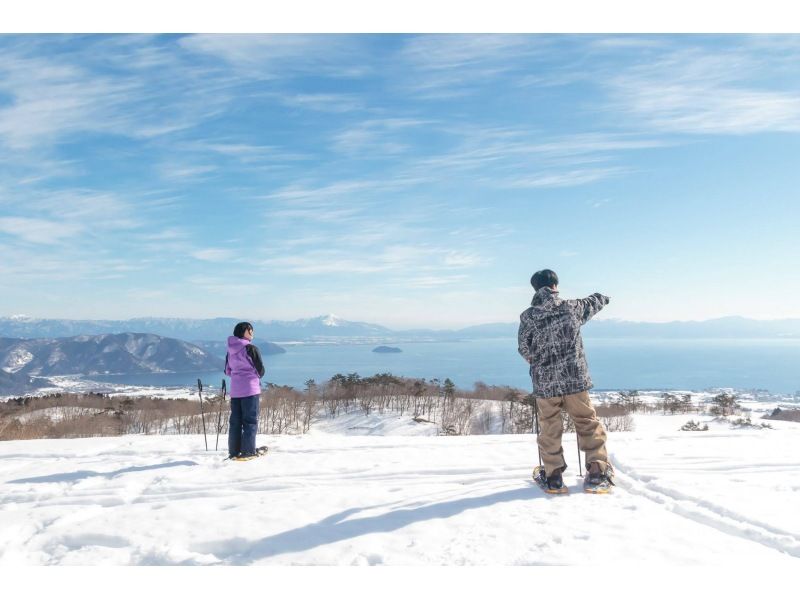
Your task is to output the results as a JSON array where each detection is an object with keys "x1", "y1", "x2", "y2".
[
  {"x1": 197, "y1": 378, "x2": 208, "y2": 451},
  {"x1": 215, "y1": 379, "x2": 226, "y2": 451}
]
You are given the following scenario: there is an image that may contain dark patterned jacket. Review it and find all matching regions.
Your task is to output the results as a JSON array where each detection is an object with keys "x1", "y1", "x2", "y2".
[{"x1": 518, "y1": 287, "x2": 609, "y2": 398}]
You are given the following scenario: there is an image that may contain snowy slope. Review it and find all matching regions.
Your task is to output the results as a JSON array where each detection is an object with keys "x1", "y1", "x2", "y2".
[{"x1": 0, "y1": 413, "x2": 798, "y2": 565}]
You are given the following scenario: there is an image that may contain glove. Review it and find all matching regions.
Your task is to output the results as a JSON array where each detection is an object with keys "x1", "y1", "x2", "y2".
[{"x1": 592, "y1": 292, "x2": 610, "y2": 305}]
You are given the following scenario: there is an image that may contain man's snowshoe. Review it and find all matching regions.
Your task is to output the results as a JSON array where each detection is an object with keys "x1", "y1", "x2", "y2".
[
  {"x1": 583, "y1": 463, "x2": 615, "y2": 494},
  {"x1": 230, "y1": 446, "x2": 269, "y2": 461},
  {"x1": 532, "y1": 465, "x2": 569, "y2": 495}
]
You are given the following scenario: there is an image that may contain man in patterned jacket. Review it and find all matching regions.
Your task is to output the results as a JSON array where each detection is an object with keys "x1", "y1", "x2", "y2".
[{"x1": 518, "y1": 269, "x2": 613, "y2": 493}]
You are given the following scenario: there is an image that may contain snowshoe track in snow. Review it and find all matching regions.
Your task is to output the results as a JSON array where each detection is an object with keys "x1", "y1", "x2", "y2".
[{"x1": 613, "y1": 457, "x2": 800, "y2": 558}]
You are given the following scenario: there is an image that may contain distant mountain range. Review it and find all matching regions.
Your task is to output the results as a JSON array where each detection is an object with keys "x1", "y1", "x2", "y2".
[
  {"x1": 0, "y1": 332, "x2": 293, "y2": 395},
  {"x1": 1, "y1": 314, "x2": 799, "y2": 342},
  {"x1": 0, "y1": 314, "x2": 391, "y2": 343},
  {"x1": 0, "y1": 333, "x2": 223, "y2": 379}
]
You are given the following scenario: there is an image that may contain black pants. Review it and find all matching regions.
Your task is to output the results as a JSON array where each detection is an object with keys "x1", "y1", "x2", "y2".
[{"x1": 229, "y1": 395, "x2": 259, "y2": 457}]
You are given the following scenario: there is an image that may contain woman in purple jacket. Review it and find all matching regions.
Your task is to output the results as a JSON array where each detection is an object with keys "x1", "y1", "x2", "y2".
[{"x1": 224, "y1": 322, "x2": 266, "y2": 459}]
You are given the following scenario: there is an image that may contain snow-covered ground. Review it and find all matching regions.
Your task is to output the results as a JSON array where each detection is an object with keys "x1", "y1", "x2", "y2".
[
  {"x1": 12, "y1": 375, "x2": 203, "y2": 400},
  {"x1": 1, "y1": 409, "x2": 798, "y2": 565}
]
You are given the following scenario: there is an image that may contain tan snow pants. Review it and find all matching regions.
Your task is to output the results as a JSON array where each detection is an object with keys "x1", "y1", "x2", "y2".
[{"x1": 536, "y1": 390, "x2": 609, "y2": 477}]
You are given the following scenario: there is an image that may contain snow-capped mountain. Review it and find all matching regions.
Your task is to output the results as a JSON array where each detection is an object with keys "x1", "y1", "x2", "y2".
[
  {"x1": 258, "y1": 315, "x2": 392, "y2": 340},
  {"x1": 0, "y1": 333, "x2": 223, "y2": 378},
  {"x1": 322, "y1": 314, "x2": 342, "y2": 327},
  {"x1": 0, "y1": 315, "x2": 393, "y2": 343},
  {"x1": 1, "y1": 314, "x2": 799, "y2": 343}
]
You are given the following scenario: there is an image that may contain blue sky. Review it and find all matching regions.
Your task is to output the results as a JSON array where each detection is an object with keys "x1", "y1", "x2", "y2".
[{"x1": 1, "y1": 34, "x2": 799, "y2": 327}]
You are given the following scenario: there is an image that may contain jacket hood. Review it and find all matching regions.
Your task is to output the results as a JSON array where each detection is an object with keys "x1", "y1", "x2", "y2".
[
  {"x1": 531, "y1": 286, "x2": 559, "y2": 308},
  {"x1": 227, "y1": 336, "x2": 251, "y2": 351}
]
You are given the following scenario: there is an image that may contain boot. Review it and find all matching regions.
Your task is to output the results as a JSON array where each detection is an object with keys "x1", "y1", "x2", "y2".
[
  {"x1": 546, "y1": 470, "x2": 564, "y2": 491},
  {"x1": 584, "y1": 462, "x2": 614, "y2": 494},
  {"x1": 533, "y1": 466, "x2": 568, "y2": 494}
]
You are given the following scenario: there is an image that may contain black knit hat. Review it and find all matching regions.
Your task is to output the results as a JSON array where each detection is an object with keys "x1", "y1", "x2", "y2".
[{"x1": 531, "y1": 269, "x2": 559, "y2": 291}]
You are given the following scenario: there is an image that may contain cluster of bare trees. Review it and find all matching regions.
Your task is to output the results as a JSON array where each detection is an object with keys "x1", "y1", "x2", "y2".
[
  {"x1": 2, "y1": 374, "x2": 660, "y2": 442},
  {"x1": 260, "y1": 383, "x2": 316, "y2": 434},
  {"x1": 310, "y1": 373, "x2": 536, "y2": 435},
  {"x1": 604, "y1": 390, "x2": 662, "y2": 414},
  {"x1": 0, "y1": 392, "x2": 219, "y2": 441},
  {"x1": 600, "y1": 390, "x2": 709, "y2": 417},
  {"x1": 708, "y1": 392, "x2": 742, "y2": 417},
  {"x1": 658, "y1": 392, "x2": 696, "y2": 415}
]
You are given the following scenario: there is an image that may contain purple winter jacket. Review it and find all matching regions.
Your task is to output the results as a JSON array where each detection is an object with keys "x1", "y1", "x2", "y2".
[{"x1": 224, "y1": 336, "x2": 265, "y2": 398}]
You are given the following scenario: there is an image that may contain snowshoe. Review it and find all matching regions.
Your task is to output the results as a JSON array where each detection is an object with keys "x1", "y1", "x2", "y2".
[
  {"x1": 230, "y1": 446, "x2": 269, "y2": 461},
  {"x1": 583, "y1": 463, "x2": 615, "y2": 494},
  {"x1": 532, "y1": 465, "x2": 569, "y2": 495}
]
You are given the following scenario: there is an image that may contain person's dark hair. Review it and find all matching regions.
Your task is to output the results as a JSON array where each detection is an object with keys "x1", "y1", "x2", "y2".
[
  {"x1": 233, "y1": 322, "x2": 253, "y2": 338},
  {"x1": 531, "y1": 269, "x2": 559, "y2": 291}
]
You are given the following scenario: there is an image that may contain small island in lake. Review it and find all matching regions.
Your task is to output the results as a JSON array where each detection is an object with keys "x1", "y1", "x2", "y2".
[
  {"x1": 372, "y1": 345, "x2": 402, "y2": 353},
  {"x1": 263, "y1": 341, "x2": 287, "y2": 355}
]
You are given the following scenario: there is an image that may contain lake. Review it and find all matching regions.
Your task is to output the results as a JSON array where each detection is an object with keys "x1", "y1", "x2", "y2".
[{"x1": 90, "y1": 337, "x2": 800, "y2": 395}]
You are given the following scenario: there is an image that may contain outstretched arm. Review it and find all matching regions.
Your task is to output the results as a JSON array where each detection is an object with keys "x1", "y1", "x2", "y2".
[{"x1": 571, "y1": 293, "x2": 610, "y2": 324}]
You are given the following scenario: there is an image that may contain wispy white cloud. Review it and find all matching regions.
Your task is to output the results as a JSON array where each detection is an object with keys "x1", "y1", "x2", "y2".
[
  {"x1": 259, "y1": 250, "x2": 392, "y2": 275},
  {"x1": 267, "y1": 206, "x2": 365, "y2": 223},
  {"x1": 264, "y1": 180, "x2": 379, "y2": 204},
  {"x1": 260, "y1": 174, "x2": 439, "y2": 234},
  {"x1": 0, "y1": 54, "x2": 137, "y2": 150},
  {"x1": 280, "y1": 93, "x2": 365, "y2": 113},
  {"x1": 589, "y1": 36, "x2": 669, "y2": 50},
  {"x1": 34, "y1": 190, "x2": 143, "y2": 233},
  {"x1": 331, "y1": 118, "x2": 433, "y2": 156},
  {"x1": 0, "y1": 36, "x2": 236, "y2": 154},
  {"x1": 590, "y1": 198, "x2": 612, "y2": 209},
  {"x1": 403, "y1": 129, "x2": 663, "y2": 188},
  {"x1": 606, "y1": 45, "x2": 800, "y2": 135},
  {"x1": 179, "y1": 34, "x2": 372, "y2": 79},
  {"x1": 183, "y1": 275, "x2": 242, "y2": 294},
  {"x1": 397, "y1": 34, "x2": 549, "y2": 98},
  {"x1": 624, "y1": 86, "x2": 800, "y2": 134},
  {"x1": 139, "y1": 227, "x2": 190, "y2": 242},
  {"x1": 263, "y1": 176, "x2": 425, "y2": 217},
  {"x1": 260, "y1": 243, "x2": 488, "y2": 277},
  {"x1": 402, "y1": 274, "x2": 469, "y2": 288},
  {"x1": 0, "y1": 217, "x2": 81, "y2": 245},
  {"x1": 442, "y1": 251, "x2": 485, "y2": 268},
  {"x1": 191, "y1": 248, "x2": 237, "y2": 262},
  {"x1": 261, "y1": 180, "x2": 378, "y2": 224},
  {"x1": 1, "y1": 189, "x2": 143, "y2": 243},
  {"x1": 499, "y1": 167, "x2": 629, "y2": 189},
  {"x1": 188, "y1": 141, "x2": 311, "y2": 163},
  {"x1": 0, "y1": 241, "x2": 150, "y2": 283},
  {"x1": 158, "y1": 163, "x2": 218, "y2": 180}
]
